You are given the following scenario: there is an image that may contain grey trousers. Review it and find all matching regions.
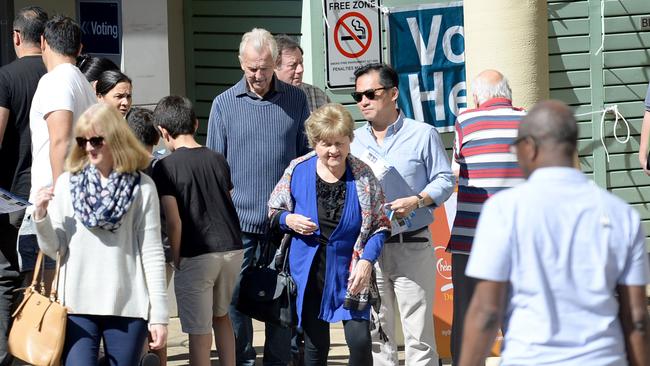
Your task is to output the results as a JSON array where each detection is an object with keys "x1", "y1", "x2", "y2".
[{"x1": 371, "y1": 230, "x2": 439, "y2": 366}]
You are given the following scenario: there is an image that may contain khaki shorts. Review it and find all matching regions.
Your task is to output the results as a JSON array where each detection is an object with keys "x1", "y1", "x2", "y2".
[{"x1": 174, "y1": 249, "x2": 244, "y2": 334}]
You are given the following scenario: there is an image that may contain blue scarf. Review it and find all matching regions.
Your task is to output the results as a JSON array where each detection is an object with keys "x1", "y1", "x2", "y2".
[{"x1": 70, "y1": 164, "x2": 140, "y2": 232}]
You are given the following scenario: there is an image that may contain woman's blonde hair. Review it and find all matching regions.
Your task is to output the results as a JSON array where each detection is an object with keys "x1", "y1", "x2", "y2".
[
  {"x1": 305, "y1": 103, "x2": 355, "y2": 148},
  {"x1": 66, "y1": 103, "x2": 150, "y2": 173}
]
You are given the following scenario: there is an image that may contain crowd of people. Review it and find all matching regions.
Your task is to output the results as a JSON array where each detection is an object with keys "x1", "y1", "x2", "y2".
[{"x1": 0, "y1": 5, "x2": 648, "y2": 366}]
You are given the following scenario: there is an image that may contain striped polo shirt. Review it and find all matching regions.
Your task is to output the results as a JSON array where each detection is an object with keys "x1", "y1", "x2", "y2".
[{"x1": 447, "y1": 98, "x2": 526, "y2": 253}]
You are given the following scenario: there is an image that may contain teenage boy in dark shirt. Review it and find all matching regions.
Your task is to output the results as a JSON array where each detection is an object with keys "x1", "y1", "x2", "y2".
[{"x1": 152, "y1": 96, "x2": 243, "y2": 366}]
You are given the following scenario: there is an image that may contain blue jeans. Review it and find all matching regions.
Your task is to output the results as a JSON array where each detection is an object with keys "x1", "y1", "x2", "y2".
[
  {"x1": 17, "y1": 213, "x2": 56, "y2": 272},
  {"x1": 230, "y1": 232, "x2": 291, "y2": 366},
  {"x1": 63, "y1": 315, "x2": 148, "y2": 366}
]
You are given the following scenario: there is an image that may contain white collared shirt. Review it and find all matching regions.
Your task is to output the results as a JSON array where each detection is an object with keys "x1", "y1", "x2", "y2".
[{"x1": 467, "y1": 167, "x2": 650, "y2": 365}]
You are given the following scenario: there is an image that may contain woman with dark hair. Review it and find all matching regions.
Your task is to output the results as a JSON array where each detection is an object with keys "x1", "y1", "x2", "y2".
[
  {"x1": 96, "y1": 70, "x2": 133, "y2": 116},
  {"x1": 76, "y1": 55, "x2": 120, "y2": 83}
]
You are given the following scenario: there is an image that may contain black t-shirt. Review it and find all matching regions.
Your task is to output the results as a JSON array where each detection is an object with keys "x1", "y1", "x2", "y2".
[
  {"x1": 0, "y1": 55, "x2": 46, "y2": 198},
  {"x1": 153, "y1": 147, "x2": 243, "y2": 257}
]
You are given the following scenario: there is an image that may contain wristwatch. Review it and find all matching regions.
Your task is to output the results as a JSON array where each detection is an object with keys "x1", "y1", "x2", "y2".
[{"x1": 416, "y1": 194, "x2": 426, "y2": 208}]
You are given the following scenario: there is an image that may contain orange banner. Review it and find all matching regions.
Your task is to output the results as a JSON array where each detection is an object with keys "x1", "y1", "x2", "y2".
[{"x1": 430, "y1": 194, "x2": 502, "y2": 359}]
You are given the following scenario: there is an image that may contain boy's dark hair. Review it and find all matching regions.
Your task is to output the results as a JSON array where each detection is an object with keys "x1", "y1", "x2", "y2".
[
  {"x1": 127, "y1": 107, "x2": 159, "y2": 148},
  {"x1": 153, "y1": 96, "x2": 197, "y2": 139},
  {"x1": 353, "y1": 63, "x2": 399, "y2": 89},
  {"x1": 95, "y1": 70, "x2": 132, "y2": 97},
  {"x1": 43, "y1": 15, "x2": 81, "y2": 57},
  {"x1": 77, "y1": 55, "x2": 120, "y2": 82},
  {"x1": 13, "y1": 6, "x2": 48, "y2": 45}
]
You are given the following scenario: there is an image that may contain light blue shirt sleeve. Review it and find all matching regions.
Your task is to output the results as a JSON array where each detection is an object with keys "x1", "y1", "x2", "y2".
[
  {"x1": 466, "y1": 194, "x2": 513, "y2": 282},
  {"x1": 422, "y1": 128, "x2": 455, "y2": 206},
  {"x1": 618, "y1": 217, "x2": 650, "y2": 286}
]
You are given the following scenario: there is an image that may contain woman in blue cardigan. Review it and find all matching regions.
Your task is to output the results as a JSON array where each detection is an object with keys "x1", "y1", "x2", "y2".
[{"x1": 269, "y1": 103, "x2": 390, "y2": 365}]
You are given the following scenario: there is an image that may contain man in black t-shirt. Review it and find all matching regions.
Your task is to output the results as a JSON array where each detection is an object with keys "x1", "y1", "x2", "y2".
[
  {"x1": 152, "y1": 96, "x2": 244, "y2": 365},
  {"x1": 0, "y1": 6, "x2": 48, "y2": 365}
]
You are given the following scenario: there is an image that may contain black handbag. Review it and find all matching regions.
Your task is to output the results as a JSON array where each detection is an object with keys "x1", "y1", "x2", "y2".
[{"x1": 236, "y1": 232, "x2": 297, "y2": 328}]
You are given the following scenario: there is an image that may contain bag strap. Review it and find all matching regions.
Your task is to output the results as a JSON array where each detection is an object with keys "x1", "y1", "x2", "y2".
[
  {"x1": 280, "y1": 234, "x2": 291, "y2": 272},
  {"x1": 49, "y1": 252, "x2": 62, "y2": 301},
  {"x1": 31, "y1": 250, "x2": 62, "y2": 301},
  {"x1": 30, "y1": 250, "x2": 44, "y2": 288}
]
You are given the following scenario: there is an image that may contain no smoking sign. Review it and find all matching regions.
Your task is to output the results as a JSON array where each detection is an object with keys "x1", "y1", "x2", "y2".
[{"x1": 325, "y1": 0, "x2": 382, "y2": 88}]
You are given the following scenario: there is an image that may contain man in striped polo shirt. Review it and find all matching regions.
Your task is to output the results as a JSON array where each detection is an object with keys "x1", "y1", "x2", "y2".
[
  {"x1": 206, "y1": 28, "x2": 310, "y2": 366},
  {"x1": 447, "y1": 70, "x2": 526, "y2": 364}
]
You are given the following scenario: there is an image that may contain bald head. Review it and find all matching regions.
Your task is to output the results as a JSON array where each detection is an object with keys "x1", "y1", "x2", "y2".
[
  {"x1": 520, "y1": 100, "x2": 578, "y2": 159},
  {"x1": 472, "y1": 69, "x2": 512, "y2": 106}
]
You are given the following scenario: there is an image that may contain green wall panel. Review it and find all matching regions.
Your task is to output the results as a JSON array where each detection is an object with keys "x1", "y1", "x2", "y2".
[{"x1": 183, "y1": 0, "x2": 304, "y2": 141}]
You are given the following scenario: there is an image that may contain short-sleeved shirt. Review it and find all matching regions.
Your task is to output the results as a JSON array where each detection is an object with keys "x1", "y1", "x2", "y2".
[
  {"x1": 29, "y1": 63, "x2": 96, "y2": 204},
  {"x1": 467, "y1": 167, "x2": 650, "y2": 365},
  {"x1": 153, "y1": 147, "x2": 243, "y2": 257},
  {"x1": 0, "y1": 55, "x2": 46, "y2": 199}
]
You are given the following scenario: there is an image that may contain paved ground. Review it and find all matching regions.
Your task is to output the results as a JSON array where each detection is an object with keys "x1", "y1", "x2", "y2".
[{"x1": 166, "y1": 317, "x2": 408, "y2": 365}]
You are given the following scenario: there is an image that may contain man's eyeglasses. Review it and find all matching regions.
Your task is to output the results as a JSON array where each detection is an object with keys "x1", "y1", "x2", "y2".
[
  {"x1": 509, "y1": 135, "x2": 538, "y2": 154},
  {"x1": 351, "y1": 87, "x2": 388, "y2": 103},
  {"x1": 75, "y1": 136, "x2": 105, "y2": 149}
]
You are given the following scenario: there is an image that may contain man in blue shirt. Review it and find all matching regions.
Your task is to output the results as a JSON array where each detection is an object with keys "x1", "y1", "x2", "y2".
[
  {"x1": 350, "y1": 63, "x2": 454, "y2": 366},
  {"x1": 461, "y1": 100, "x2": 650, "y2": 366},
  {"x1": 206, "y1": 28, "x2": 309, "y2": 366}
]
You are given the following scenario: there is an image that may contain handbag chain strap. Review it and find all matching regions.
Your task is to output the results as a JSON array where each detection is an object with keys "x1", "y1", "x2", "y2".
[{"x1": 30, "y1": 250, "x2": 62, "y2": 302}]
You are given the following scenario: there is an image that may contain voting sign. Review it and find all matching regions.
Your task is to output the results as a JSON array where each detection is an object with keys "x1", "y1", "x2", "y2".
[{"x1": 387, "y1": 3, "x2": 466, "y2": 131}]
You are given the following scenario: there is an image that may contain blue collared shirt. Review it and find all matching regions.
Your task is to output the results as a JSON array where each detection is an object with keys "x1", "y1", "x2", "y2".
[
  {"x1": 467, "y1": 167, "x2": 650, "y2": 365},
  {"x1": 350, "y1": 112, "x2": 455, "y2": 230}
]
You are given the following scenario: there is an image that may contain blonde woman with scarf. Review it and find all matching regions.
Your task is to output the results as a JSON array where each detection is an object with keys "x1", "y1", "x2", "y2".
[{"x1": 32, "y1": 103, "x2": 168, "y2": 365}]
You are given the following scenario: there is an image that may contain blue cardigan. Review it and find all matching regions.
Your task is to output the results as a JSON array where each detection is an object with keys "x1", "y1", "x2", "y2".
[{"x1": 279, "y1": 156, "x2": 386, "y2": 325}]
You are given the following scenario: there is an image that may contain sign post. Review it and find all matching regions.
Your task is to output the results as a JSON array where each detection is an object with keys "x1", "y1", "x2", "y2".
[{"x1": 324, "y1": 0, "x2": 382, "y2": 89}]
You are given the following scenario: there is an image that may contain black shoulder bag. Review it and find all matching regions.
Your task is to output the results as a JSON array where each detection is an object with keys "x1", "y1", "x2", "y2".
[{"x1": 235, "y1": 230, "x2": 297, "y2": 328}]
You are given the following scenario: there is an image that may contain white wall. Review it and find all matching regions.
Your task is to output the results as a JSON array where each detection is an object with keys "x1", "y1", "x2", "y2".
[{"x1": 121, "y1": 0, "x2": 171, "y2": 108}]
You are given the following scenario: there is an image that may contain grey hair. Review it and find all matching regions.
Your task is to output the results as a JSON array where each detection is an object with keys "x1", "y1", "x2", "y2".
[
  {"x1": 472, "y1": 74, "x2": 512, "y2": 105},
  {"x1": 238, "y1": 28, "x2": 278, "y2": 61}
]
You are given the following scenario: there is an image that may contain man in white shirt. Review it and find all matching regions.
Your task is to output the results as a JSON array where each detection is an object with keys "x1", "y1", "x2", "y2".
[
  {"x1": 460, "y1": 100, "x2": 650, "y2": 366},
  {"x1": 18, "y1": 15, "x2": 96, "y2": 281}
]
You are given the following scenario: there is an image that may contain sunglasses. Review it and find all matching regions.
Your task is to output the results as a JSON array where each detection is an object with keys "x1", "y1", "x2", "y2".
[
  {"x1": 509, "y1": 135, "x2": 539, "y2": 154},
  {"x1": 351, "y1": 87, "x2": 388, "y2": 103},
  {"x1": 75, "y1": 136, "x2": 105, "y2": 149}
]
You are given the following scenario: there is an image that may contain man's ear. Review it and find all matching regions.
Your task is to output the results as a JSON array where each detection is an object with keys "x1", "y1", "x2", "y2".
[
  {"x1": 390, "y1": 86, "x2": 399, "y2": 102},
  {"x1": 157, "y1": 126, "x2": 169, "y2": 141},
  {"x1": 13, "y1": 31, "x2": 20, "y2": 47},
  {"x1": 40, "y1": 35, "x2": 46, "y2": 53}
]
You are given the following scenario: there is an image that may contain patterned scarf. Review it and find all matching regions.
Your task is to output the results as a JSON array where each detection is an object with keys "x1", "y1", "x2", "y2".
[
  {"x1": 268, "y1": 151, "x2": 391, "y2": 312},
  {"x1": 70, "y1": 164, "x2": 140, "y2": 232}
]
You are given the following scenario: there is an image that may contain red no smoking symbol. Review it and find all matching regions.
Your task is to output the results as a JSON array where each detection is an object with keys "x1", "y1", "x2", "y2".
[{"x1": 334, "y1": 12, "x2": 373, "y2": 58}]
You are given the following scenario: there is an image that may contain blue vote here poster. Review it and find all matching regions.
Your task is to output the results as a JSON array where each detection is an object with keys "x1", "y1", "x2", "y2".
[{"x1": 387, "y1": 2, "x2": 466, "y2": 132}]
